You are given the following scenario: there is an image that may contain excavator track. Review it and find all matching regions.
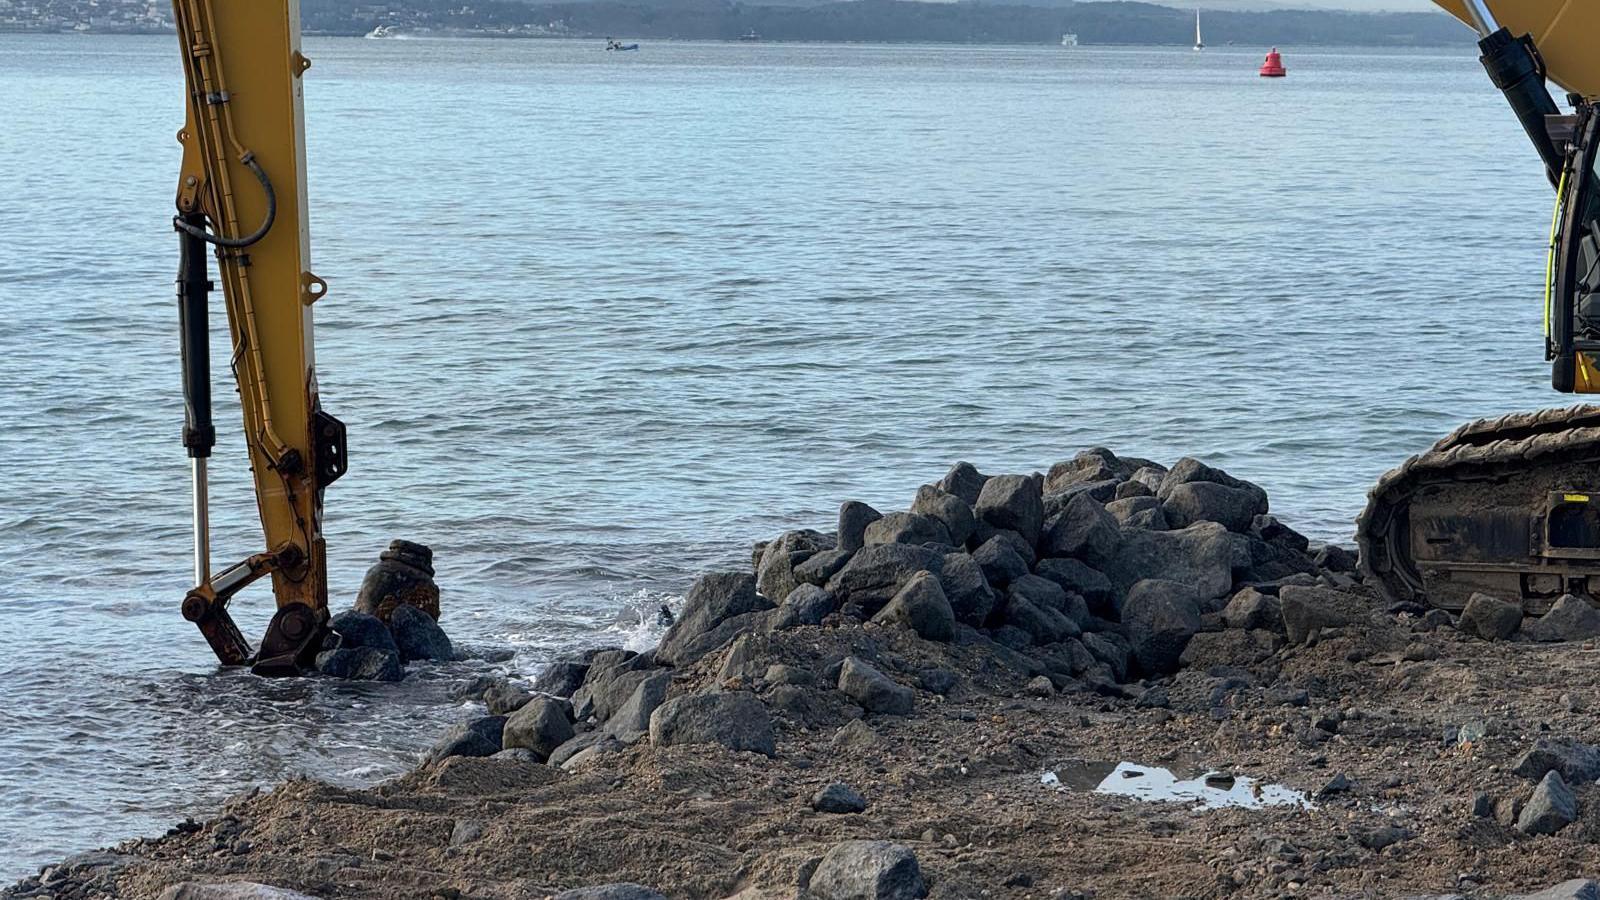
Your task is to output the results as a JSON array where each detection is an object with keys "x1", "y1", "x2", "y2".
[{"x1": 1358, "y1": 405, "x2": 1600, "y2": 613}]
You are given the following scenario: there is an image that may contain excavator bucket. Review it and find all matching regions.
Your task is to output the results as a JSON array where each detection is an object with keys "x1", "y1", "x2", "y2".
[{"x1": 1433, "y1": 1, "x2": 1600, "y2": 99}]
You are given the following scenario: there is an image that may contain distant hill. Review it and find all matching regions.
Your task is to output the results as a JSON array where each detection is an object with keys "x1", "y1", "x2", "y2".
[{"x1": 303, "y1": 0, "x2": 1472, "y2": 45}]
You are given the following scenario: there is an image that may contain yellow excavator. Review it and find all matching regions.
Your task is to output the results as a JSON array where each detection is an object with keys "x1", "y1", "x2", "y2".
[
  {"x1": 1360, "y1": 2, "x2": 1600, "y2": 612},
  {"x1": 170, "y1": 0, "x2": 444, "y2": 676},
  {"x1": 165, "y1": 0, "x2": 1600, "y2": 672}
]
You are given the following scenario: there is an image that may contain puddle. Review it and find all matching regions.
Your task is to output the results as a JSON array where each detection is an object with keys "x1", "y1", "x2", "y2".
[{"x1": 1040, "y1": 760, "x2": 1314, "y2": 811}]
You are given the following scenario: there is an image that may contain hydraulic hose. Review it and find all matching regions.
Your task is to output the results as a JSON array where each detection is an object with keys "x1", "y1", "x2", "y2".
[{"x1": 173, "y1": 153, "x2": 276, "y2": 248}]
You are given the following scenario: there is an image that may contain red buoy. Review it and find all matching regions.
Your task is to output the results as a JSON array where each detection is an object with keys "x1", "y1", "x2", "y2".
[{"x1": 1259, "y1": 48, "x2": 1286, "y2": 77}]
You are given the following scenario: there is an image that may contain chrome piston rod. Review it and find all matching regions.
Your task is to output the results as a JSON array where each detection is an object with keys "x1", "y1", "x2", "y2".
[
  {"x1": 191, "y1": 457, "x2": 210, "y2": 585},
  {"x1": 1462, "y1": 0, "x2": 1500, "y2": 37}
]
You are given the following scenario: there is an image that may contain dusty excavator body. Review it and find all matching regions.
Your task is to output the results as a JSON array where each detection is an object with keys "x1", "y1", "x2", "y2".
[{"x1": 1359, "y1": 4, "x2": 1600, "y2": 613}]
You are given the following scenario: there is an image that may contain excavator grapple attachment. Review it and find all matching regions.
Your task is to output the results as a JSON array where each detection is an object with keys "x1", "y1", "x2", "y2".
[
  {"x1": 251, "y1": 603, "x2": 328, "y2": 677},
  {"x1": 1358, "y1": 406, "x2": 1600, "y2": 612}
]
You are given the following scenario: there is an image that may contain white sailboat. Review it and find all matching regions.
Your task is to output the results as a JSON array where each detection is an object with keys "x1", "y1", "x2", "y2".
[
  {"x1": 1193, "y1": 9, "x2": 1204, "y2": 51},
  {"x1": 1060, "y1": 33, "x2": 1078, "y2": 47}
]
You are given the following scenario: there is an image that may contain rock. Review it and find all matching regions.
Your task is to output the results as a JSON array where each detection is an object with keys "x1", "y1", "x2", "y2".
[
  {"x1": 424, "y1": 716, "x2": 505, "y2": 764},
  {"x1": 314, "y1": 647, "x2": 403, "y2": 682},
  {"x1": 1105, "y1": 496, "x2": 1169, "y2": 531},
  {"x1": 1414, "y1": 608, "x2": 1455, "y2": 633},
  {"x1": 552, "y1": 885, "x2": 668, "y2": 900},
  {"x1": 1045, "y1": 449, "x2": 1122, "y2": 492},
  {"x1": 386, "y1": 604, "x2": 454, "y2": 663},
  {"x1": 935, "y1": 461, "x2": 988, "y2": 507},
  {"x1": 1157, "y1": 457, "x2": 1268, "y2": 515},
  {"x1": 795, "y1": 549, "x2": 853, "y2": 587},
  {"x1": 483, "y1": 680, "x2": 532, "y2": 716},
  {"x1": 657, "y1": 572, "x2": 774, "y2": 666},
  {"x1": 1121, "y1": 579, "x2": 1202, "y2": 675},
  {"x1": 973, "y1": 536, "x2": 1029, "y2": 589},
  {"x1": 838, "y1": 656, "x2": 914, "y2": 715},
  {"x1": 449, "y1": 818, "x2": 485, "y2": 847},
  {"x1": 1034, "y1": 558, "x2": 1113, "y2": 617},
  {"x1": 1101, "y1": 523, "x2": 1242, "y2": 608},
  {"x1": 1512, "y1": 738, "x2": 1600, "y2": 783},
  {"x1": 1459, "y1": 592, "x2": 1522, "y2": 641},
  {"x1": 1178, "y1": 629, "x2": 1282, "y2": 670},
  {"x1": 157, "y1": 885, "x2": 323, "y2": 900},
  {"x1": 1041, "y1": 493, "x2": 1120, "y2": 565},
  {"x1": 1081, "y1": 632, "x2": 1131, "y2": 682},
  {"x1": 1114, "y1": 479, "x2": 1153, "y2": 500},
  {"x1": 766, "y1": 664, "x2": 813, "y2": 686},
  {"x1": 975, "y1": 474, "x2": 1045, "y2": 547},
  {"x1": 533, "y1": 660, "x2": 590, "y2": 698},
  {"x1": 1003, "y1": 591, "x2": 1076, "y2": 646},
  {"x1": 758, "y1": 530, "x2": 834, "y2": 605},
  {"x1": 826, "y1": 544, "x2": 944, "y2": 612},
  {"x1": 327, "y1": 611, "x2": 399, "y2": 655},
  {"x1": 918, "y1": 668, "x2": 958, "y2": 695},
  {"x1": 812, "y1": 783, "x2": 868, "y2": 814},
  {"x1": 1221, "y1": 587, "x2": 1284, "y2": 633},
  {"x1": 809, "y1": 840, "x2": 926, "y2": 900},
  {"x1": 1353, "y1": 825, "x2": 1411, "y2": 851},
  {"x1": 839, "y1": 501, "x2": 884, "y2": 554},
  {"x1": 649, "y1": 691, "x2": 776, "y2": 757},
  {"x1": 864, "y1": 512, "x2": 950, "y2": 548},
  {"x1": 774, "y1": 584, "x2": 838, "y2": 629},
  {"x1": 935, "y1": 552, "x2": 996, "y2": 626},
  {"x1": 502, "y1": 697, "x2": 575, "y2": 760},
  {"x1": 1278, "y1": 586, "x2": 1360, "y2": 644},
  {"x1": 1524, "y1": 594, "x2": 1600, "y2": 642},
  {"x1": 1517, "y1": 770, "x2": 1578, "y2": 835},
  {"x1": 546, "y1": 731, "x2": 607, "y2": 767},
  {"x1": 911, "y1": 485, "x2": 976, "y2": 547},
  {"x1": 1129, "y1": 465, "x2": 1167, "y2": 492},
  {"x1": 1161, "y1": 481, "x2": 1261, "y2": 533},
  {"x1": 872, "y1": 571, "x2": 956, "y2": 642},
  {"x1": 1314, "y1": 544, "x2": 1358, "y2": 573},
  {"x1": 1026, "y1": 675, "x2": 1055, "y2": 696},
  {"x1": 604, "y1": 671, "x2": 672, "y2": 743},
  {"x1": 831, "y1": 718, "x2": 879, "y2": 750},
  {"x1": 1043, "y1": 479, "x2": 1120, "y2": 517},
  {"x1": 493, "y1": 747, "x2": 542, "y2": 763},
  {"x1": 1510, "y1": 881, "x2": 1600, "y2": 900},
  {"x1": 1317, "y1": 773, "x2": 1353, "y2": 797},
  {"x1": 561, "y1": 736, "x2": 626, "y2": 770}
]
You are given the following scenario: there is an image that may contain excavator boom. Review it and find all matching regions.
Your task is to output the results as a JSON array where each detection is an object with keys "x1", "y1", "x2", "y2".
[{"x1": 172, "y1": 0, "x2": 346, "y2": 673}]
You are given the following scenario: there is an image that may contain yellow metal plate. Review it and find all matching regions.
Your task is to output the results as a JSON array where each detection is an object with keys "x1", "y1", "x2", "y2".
[{"x1": 1434, "y1": 1, "x2": 1600, "y2": 98}]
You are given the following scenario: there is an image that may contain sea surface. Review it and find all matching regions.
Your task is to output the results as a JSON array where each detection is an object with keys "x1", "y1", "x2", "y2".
[{"x1": 0, "y1": 33, "x2": 1557, "y2": 879}]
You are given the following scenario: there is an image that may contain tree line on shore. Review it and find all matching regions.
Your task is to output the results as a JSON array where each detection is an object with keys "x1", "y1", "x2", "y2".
[{"x1": 303, "y1": 0, "x2": 1471, "y2": 46}]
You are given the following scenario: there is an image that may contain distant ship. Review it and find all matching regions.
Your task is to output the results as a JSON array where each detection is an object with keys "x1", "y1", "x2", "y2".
[
  {"x1": 740, "y1": 29, "x2": 761, "y2": 41},
  {"x1": 605, "y1": 38, "x2": 640, "y2": 51},
  {"x1": 1060, "y1": 33, "x2": 1078, "y2": 47},
  {"x1": 1193, "y1": 9, "x2": 1204, "y2": 51},
  {"x1": 365, "y1": 24, "x2": 395, "y2": 39}
]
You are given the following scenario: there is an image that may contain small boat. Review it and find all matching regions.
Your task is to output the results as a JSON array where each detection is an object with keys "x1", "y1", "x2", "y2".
[
  {"x1": 1259, "y1": 47, "x2": 1286, "y2": 77},
  {"x1": 1060, "y1": 33, "x2": 1078, "y2": 48},
  {"x1": 605, "y1": 38, "x2": 640, "y2": 51},
  {"x1": 740, "y1": 30, "x2": 761, "y2": 41},
  {"x1": 1193, "y1": 9, "x2": 1203, "y2": 51},
  {"x1": 365, "y1": 24, "x2": 395, "y2": 39}
]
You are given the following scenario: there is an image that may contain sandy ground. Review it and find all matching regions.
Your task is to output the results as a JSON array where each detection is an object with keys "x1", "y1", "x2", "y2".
[{"x1": 13, "y1": 586, "x2": 1600, "y2": 900}]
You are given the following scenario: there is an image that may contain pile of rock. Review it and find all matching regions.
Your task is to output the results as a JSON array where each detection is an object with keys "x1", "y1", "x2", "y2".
[
  {"x1": 429, "y1": 449, "x2": 1365, "y2": 770},
  {"x1": 313, "y1": 600, "x2": 455, "y2": 683}
]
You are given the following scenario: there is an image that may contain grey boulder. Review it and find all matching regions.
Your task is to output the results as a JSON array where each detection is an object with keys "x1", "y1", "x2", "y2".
[
  {"x1": 826, "y1": 544, "x2": 944, "y2": 612},
  {"x1": 648, "y1": 691, "x2": 776, "y2": 757},
  {"x1": 1459, "y1": 592, "x2": 1522, "y2": 641},
  {"x1": 502, "y1": 697, "x2": 575, "y2": 760},
  {"x1": 838, "y1": 656, "x2": 914, "y2": 715},
  {"x1": 552, "y1": 886, "x2": 668, "y2": 900},
  {"x1": 158, "y1": 885, "x2": 323, "y2": 900},
  {"x1": 774, "y1": 583, "x2": 838, "y2": 629},
  {"x1": 604, "y1": 671, "x2": 672, "y2": 743},
  {"x1": 1517, "y1": 770, "x2": 1578, "y2": 836},
  {"x1": 812, "y1": 782, "x2": 868, "y2": 814},
  {"x1": 808, "y1": 840, "x2": 927, "y2": 900},
  {"x1": 1161, "y1": 480, "x2": 1262, "y2": 533},
  {"x1": 1121, "y1": 579, "x2": 1202, "y2": 675},
  {"x1": 936, "y1": 551, "x2": 996, "y2": 626},
  {"x1": 1524, "y1": 594, "x2": 1600, "y2": 642},
  {"x1": 315, "y1": 647, "x2": 403, "y2": 682},
  {"x1": 1221, "y1": 587, "x2": 1284, "y2": 633},
  {"x1": 937, "y1": 461, "x2": 989, "y2": 506},
  {"x1": 838, "y1": 501, "x2": 884, "y2": 554},
  {"x1": 864, "y1": 512, "x2": 950, "y2": 548},
  {"x1": 1101, "y1": 522, "x2": 1243, "y2": 609},
  {"x1": 911, "y1": 484, "x2": 976, "y2": 547},
  {"x1": 387, "y1": 603, "x2": 454, "y2": 663},
  {"x1": 423, "y1": 715, "x2": 505, "y2": 764},
  {"x1": 872, "y1": 571, "x2": 955, "y2": 642},
  {"x1": 974, "y1": 474, "x2": 1045, "y2": 547},
  {"x1": 532, "y1": 660, "x2": 590, "y2": 698},
  {"x1": 656, "y1": 572, "x2": 774, "y2": 666},
  {"x1": 1041, "y1": 493, "x2": 1120, "y2": 565},
  {"x1": 327, "y1": 610, "x2": 399, "y2": 655}
]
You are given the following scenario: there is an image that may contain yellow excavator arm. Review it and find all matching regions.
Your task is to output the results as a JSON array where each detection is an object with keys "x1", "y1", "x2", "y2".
[
  {"x1": 172, "y1": 0, "x2": 347, "y2": 674},
  {"x1": 1434, "y1": 1, "x2": 1600, "y2": 100}
]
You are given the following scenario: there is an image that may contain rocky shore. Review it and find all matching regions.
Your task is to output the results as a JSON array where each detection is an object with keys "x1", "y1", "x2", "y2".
[{"x1": 14, "y1": 449, "x2": 1600, "y2": 899}]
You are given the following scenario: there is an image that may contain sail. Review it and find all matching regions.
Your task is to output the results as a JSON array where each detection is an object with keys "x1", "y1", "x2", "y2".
[
  {"x1": 1433, "y1": 0, "x2": 1600, "y2": 98},
  {"x1": 1194, "y1": 9, "x2": 1203, "y2": 48}
]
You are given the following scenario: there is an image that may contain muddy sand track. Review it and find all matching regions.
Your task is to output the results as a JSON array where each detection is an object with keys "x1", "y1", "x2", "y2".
[{"x1": 14, "y1": 449, "x2": 1600, "y2": 900}]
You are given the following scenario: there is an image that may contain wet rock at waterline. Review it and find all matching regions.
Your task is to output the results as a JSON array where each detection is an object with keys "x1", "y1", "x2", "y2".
[{"x1": 354, "y1": 539, "x2": 441, "y2": 621}]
